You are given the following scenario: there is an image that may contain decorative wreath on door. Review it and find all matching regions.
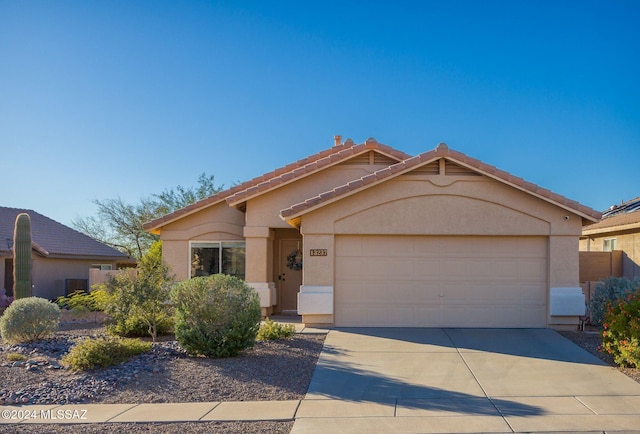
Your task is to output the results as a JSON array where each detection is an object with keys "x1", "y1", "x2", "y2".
[{"x1": 286, "y1": 249, "x2": 303, "y2": 270}]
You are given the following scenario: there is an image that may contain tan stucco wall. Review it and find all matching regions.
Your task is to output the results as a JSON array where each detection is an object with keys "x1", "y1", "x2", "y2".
[
  {"x1": 245, "y1": 165, "x2": 391, "y2": 228},
  {"x1": 159, "y1": 202, "x2": 245, "y2": 280},
  {"x1": 580, "y1": 231, "x2": 640, "y2": 279},
  {"x1": 298, "y1": 174, "x2": 584, "y2": 326}
]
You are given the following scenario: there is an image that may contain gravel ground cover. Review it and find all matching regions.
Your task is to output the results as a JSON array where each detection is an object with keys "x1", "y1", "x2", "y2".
[{"x1": 0, "y1": 316, "x2": 324, "y2": 433}]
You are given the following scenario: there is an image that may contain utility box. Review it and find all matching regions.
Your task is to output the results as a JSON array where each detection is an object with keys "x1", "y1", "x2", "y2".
[{"x1": 549, "y1": 287, "x2": 586, "y2": 316}]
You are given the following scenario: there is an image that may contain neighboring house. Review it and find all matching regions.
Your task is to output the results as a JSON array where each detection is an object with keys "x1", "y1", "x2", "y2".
[
  {"x1": 580, "y1": 196, "x2": 640, "y2": 280},
  {"x1": 144, "y1": 137, "x2": 601, "y2": 329},
  {"x1": 1, "y1": 207, "x2": 134, "y2": 300}
]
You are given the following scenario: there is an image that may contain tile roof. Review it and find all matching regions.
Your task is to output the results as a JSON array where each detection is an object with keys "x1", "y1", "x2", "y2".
[
  {"x1": 280, "y1": 143, "x2": 602, "y2": 224},
  {"x1": 582, "y1": 209, "x2": 640, "y2": 235},
  {"x1": 0, "y1": 207, "x2": 131, "y2": 259},
  {"x1": 143, "y1": 137, "x2": 411, "y2": 232}
]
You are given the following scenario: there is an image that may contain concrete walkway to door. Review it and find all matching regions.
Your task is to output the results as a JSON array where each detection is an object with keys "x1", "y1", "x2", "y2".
[{"x1": 291, "y1": 328, "x2": 640, "y2": 433}]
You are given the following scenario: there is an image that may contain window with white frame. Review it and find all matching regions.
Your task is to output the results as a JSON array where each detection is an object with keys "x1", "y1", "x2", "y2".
[
  {"x1": 190, "y1": 241, "x2": 245, "y2": 280},
  {"x1": 603, "y1": 238, "x2": 617, "y2": 251},
  {"x1": 91, "y1": 264, "x2": 113, "y2": 270}
]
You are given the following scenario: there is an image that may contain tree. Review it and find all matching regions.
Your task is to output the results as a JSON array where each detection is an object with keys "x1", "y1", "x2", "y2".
[
  {"x1": 97, "y1": 241, "x2": 174, "y2": 342},
  {"x1": 73, "y1": 173, "x2": 222, "y2": 259}
]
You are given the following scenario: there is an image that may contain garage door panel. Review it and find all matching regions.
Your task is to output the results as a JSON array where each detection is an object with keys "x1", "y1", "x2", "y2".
[{"x1": 335, "y1": 235, "x2": 548, "y2": 328}]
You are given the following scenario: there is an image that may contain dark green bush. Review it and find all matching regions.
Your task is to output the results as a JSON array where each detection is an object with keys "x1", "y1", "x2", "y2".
[
  {"x1": 601, "y1": 291, "x2": 640, "y2": 368},
  {"x1": 257, "y1": 317, "x2": 296, "y2": 341},
  {"x1": 61, "y1": 336, "x2": 151, "y2": 371},
  {"x1": 0, "y1": 297, "x2": 61, "y2": 343},
  {"x1": 589, "y1": 277, "x2": 640, "y2": 327},
  {"x1": 170, "y1": 274, "x2": 261, "y2": 357}
]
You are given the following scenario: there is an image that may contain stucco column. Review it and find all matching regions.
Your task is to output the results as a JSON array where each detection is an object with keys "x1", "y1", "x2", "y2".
[
  {"x1": 244, "y1": 226, "x2": 275, "y2": 315},
  {"x1": 548, "y1": 235, "x2": 583, "y2": 329},
  {"x1": 297, "y1": 232, "x2": 334, "y2": 326}
]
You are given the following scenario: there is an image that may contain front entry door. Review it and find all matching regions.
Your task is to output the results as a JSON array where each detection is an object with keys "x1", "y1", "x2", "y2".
[{"x1": 278, "y1": 239, "x2": 302, "y2": 312}]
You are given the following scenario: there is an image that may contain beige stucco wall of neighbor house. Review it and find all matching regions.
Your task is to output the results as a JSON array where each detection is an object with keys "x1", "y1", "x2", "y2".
[
  {"x1": 297, "y1": 173, "x2": 584, "y2": 327},
  {"x1": 31, "y1": 257, "x2": 120, "y2": 300},
  {"x1": 580, "y1": 231, "x2": 640, "y2": 279},
  {"x1": 159, "y1": 202, "x2": 245, "y2": 281}
]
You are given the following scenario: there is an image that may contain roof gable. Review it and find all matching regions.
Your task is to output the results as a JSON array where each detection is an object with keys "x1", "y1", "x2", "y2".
[
  {"x1": 0, "y1": 207, "x2": 130, "y2": 259},
  {"x1": 280, "y1": 143, "x2": 602, "y2": 225},
  {"x1": 143, "y1": 138, "x2": 410, "y2": 232}
]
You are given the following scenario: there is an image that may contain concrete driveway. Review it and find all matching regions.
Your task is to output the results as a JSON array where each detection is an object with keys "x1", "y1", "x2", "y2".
[{"x1": 291, "y1": 328, "x2": 640, "y2": 433}]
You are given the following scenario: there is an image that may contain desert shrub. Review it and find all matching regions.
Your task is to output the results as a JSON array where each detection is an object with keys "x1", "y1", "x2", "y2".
[
  {"x1": 0, "y1": 297, "x2": 61, "y2": 343},
  {"x1": 601, "y1": 290, "x2": 640, "y2": 368},
  {"x1": 61, "y1": 336, "x2": 151, "y2": 371},
  {"x1": 55, "y1": 289, "x2": 106, "y2": 322},
  {"x1": 6, "y1": 352, "x2": 27, "y2": 362},
  {"x1": 257, "y1": 317, "x2": 296, "y2": 341},
  {"x1": 105, "y1": 313, "x2": 174, "y2": 338},
  {"x1": 170, "y1": 274, "x2": 261, "y2": 358},
  {"x1": 97, "y1": 242, "x2": 174, "y2": 341},
  {"x1": 589, "y1": 277, "x2": 640, "y2": 327}
]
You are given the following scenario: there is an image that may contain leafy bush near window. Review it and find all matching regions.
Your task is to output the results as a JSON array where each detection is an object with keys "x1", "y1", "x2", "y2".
[
  {"x1": 170, "y1": 274, "x2": 261, "y2": 358},
  {"x1": 601, "y1": 290, "x2": 640, "y2": 368},
  {"x1": 0, "y1": 297, "x2": 61, "y2": 343},
  {"x1": 96, "y1": 241, "x2": 174, "y2": 341},
  {"x1": 589, "y1": 277, "x2": 640, "y2": 327},
  {"x1": 61, "y1": 336, "x2": 151, "y2": 371},
  {"x1": 257, "y1": 317, "x2": 296, "y2": 341}
]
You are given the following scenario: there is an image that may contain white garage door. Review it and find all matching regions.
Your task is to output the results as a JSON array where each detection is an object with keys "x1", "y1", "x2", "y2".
[{"x1": 335, "y1": 235, "x2": 548, "y2": 327}]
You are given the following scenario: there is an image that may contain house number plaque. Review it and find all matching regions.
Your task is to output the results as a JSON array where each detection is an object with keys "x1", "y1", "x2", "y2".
[{"x1": 309, "y1": 249, "x2": 328, "y2": 256}]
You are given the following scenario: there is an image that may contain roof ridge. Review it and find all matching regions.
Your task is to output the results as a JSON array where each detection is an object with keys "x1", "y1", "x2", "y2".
[
  {"x1": 280, "y1": 143, "x2": 602, "y2": 223},
  {"x1": 144, "y1": 138, "x2": 411, "y2": 231}
]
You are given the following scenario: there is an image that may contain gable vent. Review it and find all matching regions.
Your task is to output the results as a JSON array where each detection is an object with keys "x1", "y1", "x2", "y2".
[
  {"x1": 339, "y1": 151, "x2": 400, "y2": 166},
  {"x1": 410, "y1": 161, "x2": 440, "y2": 175},
  {"x1": 445, "y1": 160, "x2": 480, "y2": 176}
]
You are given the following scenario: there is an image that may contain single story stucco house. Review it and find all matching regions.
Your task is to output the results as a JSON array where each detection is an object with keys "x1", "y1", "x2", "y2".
[
  {"x1": 580, "y1": 196, "x2": 640, "y2": 280},
  {"x1": 1, "y1": 207, "x2": 134, "y2": 300},
  {"x1": 144, "y1": 137, "x2": 601, "y2": 329}
]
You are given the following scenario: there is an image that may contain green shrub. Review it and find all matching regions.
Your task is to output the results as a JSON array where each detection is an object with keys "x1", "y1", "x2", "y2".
[
  {"x1": 56, "y1": 290, "x2": 106, "y2": 322},
  {"x1": 170, "y1": 274, "x2": 261, "y2": 358},
  {"x1": 601, "y1": 290, "x2": 640, "y2": 368},
  {"x1": 61, "y1": 336, "x2": 152, "y2": 371},
  {"x1": 97, "y1": 242, "x2": 174, "y2": 341},
  {"x1": 105, "y1": 313, "x2": 173, "y2": 338},
  {"x1": 0, "y1": 297, "x2": 61, "y2": 343},
  {"x1": 589, "y1": 277, "x2": 640, "y2": 327},
  {"x1": 257, "y1": 317, "x2": 296, "y2": 341}
]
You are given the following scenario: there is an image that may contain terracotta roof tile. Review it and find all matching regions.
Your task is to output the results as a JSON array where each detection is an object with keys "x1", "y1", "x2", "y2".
[
  {"x1": 583, "y1": 209, "x2": 640, "y2": 233},
  {"x1": 280, "y1": 143, "x2": 602, "y2": 223},
  {"x1": 144, "y1": 138, "x2": 411, "y2": 231}
]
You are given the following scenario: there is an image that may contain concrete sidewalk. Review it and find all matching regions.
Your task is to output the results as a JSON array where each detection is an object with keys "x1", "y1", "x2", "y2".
[{"x1": 0, "y1": 400, "x2": 302, "y2": 424}]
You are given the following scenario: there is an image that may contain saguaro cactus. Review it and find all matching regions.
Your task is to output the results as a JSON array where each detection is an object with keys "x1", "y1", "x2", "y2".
[{"x1": 13, "y1": 213, "x2": 33, "y2": 299}]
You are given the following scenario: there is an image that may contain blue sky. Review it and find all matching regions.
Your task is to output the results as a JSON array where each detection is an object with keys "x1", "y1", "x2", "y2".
[{"x1": 1, "y1": 0, "x2": 638, "y2": 226}]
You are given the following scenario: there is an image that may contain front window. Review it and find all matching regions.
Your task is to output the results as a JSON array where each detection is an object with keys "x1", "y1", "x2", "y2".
[
  {"x1": 603, "y1": 238, "x2": 617, "y2": 252},
  {"x1": 191, "y1": 241, "x2": 245, "y2": 280}
]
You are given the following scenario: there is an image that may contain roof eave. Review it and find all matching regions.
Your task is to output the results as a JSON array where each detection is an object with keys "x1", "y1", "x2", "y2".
[
  {"x1": 582, "y1": 221, "x2": 640, "y2": 236},
  {"x1": 228, "y1": 143, "x2": 410, "y2": 208}
]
